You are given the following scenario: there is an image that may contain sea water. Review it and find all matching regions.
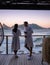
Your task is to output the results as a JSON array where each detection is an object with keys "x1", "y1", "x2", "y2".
[{"x1": 0, "y1": 29, "x2": 50, "y2": 54}]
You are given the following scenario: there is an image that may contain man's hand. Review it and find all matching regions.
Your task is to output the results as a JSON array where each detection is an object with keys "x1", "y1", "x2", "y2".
[
  {"x1": 25, "y1": 35, "x2": 27, "y2": 38},
  {"x1": 24, "y1": 32, "x2": 27, "y2": 34}
]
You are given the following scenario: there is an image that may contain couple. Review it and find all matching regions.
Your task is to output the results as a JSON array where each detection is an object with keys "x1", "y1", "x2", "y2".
[{"x1": 12, "y1": 21, "x2": 33, "y2": 59}]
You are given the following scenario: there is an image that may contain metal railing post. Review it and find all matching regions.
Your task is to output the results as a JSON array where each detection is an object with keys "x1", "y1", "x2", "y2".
[
  {"x1": 41, "y1": 35, "x2": 45, "y2": 65},
  {"x1": 6, "y1": 36, "x2": 8, "y2": 54}
]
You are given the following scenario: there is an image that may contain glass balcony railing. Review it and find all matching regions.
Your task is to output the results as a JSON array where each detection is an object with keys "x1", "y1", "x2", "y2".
[{"x1": 0, "y1": 34, "x2": 50, "y2": 54}]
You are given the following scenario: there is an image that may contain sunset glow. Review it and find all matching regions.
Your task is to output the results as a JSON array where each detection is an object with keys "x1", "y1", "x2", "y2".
[{"x1": 0, "y1": 10, "x2": 50, "y2": 28}]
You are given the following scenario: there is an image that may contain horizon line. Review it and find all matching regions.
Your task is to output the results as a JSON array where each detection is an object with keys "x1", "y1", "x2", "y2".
[{"x1": 2, "y1": 23, "x2": 50, "y2": 28}]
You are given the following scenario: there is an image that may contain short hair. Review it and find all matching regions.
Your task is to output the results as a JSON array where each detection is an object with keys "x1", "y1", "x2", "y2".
[{"x1": 24, "y1": 21, "x2": 28, "y2": 24}]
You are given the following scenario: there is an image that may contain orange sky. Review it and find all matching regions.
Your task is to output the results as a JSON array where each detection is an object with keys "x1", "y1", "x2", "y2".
[{"x1": 0, "y1": 10, "x2": 50, "y2": 28}]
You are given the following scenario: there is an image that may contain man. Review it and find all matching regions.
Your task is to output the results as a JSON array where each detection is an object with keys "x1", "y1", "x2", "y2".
[{"x1": 24, "y1": 21, "x2": 33, "y2": 59}]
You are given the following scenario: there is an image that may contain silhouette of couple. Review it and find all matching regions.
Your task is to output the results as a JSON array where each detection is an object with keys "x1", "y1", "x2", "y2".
[{"x1": 12, "y1": 21, "x2": 33, "y2": 59}]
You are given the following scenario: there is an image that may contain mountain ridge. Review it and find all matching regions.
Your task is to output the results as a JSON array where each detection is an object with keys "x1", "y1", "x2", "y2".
[
  {"x1": 3, "y1": 23, "x2": 47, "y2": 30},
  {"x1": 3, "y1": 24, "x2": 11, "y2": 29}
]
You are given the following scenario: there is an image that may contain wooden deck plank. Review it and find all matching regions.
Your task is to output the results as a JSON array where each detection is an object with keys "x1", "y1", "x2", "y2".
[
  {"x1": 0, "y1": 55, "x2": 7, "y2": 65},
  {"x1": 0, "y1": 53, "x2": 48, "y2": 65}
]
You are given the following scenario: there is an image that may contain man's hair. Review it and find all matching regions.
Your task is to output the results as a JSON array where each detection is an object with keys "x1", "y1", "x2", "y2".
[{"x1": 24, "y1": 21, "x2": 28, "y2": 24}]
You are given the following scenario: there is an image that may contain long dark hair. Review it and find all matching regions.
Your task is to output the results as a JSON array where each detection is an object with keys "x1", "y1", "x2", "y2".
[{"x1": 12, "y1": 24, "x2": 18, "y2": 33}]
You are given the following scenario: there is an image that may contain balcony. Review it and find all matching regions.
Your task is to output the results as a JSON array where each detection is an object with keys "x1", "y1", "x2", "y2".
[
  {"x1": 0, "y1": 35, "x2": 50, "y2": 65},
  {"x1": 0, "y1": 0, "x2": 50, "y2": 9}
]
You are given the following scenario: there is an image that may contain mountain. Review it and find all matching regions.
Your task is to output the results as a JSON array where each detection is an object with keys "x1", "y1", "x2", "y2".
[
  {"x1": 29, "y1": 24, "x2": 44, "y2": 29},
  {"x1": 11, "y1": 24, "x2": 24, "y2": 30},
  {"x1": 11, "y1": 23, "x2": 46, "y2": 30},
  {"x1": 2, "y1": 23, "x2": 46, "y2": 30},
  {"x1": 3, "y1": 24, "x2": 11, "y2": 29},
  {"x1": 19, "y1": 24, "x2": 45, "y2": 30}
]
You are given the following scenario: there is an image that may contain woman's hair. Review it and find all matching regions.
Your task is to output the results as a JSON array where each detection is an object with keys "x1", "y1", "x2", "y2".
[{"x1": 12, "y1": 24, "x2": 18, "y2": 33}]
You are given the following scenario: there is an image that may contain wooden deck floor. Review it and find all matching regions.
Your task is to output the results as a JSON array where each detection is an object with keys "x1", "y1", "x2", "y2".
[{"x1": 0, "y1": 53, "x2": 48, "y2": 65}]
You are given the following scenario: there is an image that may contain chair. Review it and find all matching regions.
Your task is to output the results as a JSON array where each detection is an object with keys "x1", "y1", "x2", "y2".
[{"x1": 42, "y1": 37, "x2": 50, "y2": 65}]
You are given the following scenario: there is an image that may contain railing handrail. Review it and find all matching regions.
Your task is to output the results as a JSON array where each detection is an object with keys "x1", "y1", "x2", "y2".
[
  {"x1": 0, "y1": 34, "x2": 50, "y2": 37},
  {"x1": 0, "y1": 34, "x2": 50, "y2": 54}
]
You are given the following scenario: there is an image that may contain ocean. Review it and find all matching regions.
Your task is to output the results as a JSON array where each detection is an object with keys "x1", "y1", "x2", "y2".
[{"x1": 0, "y1": 29, "x2": 50, "y2": 54}]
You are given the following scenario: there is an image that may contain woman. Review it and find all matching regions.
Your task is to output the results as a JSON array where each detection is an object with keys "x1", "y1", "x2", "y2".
[
  {"x1": 12, "y1": 24, "x2": 21, "y2": 58},
  {"x1": 24, "y1": 21, "x2": 33, "y2": 59}
]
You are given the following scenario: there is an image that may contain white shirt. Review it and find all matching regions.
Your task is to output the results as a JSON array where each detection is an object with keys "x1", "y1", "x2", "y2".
[{"x1": 24, "y1": 26, "x2": 33, "y2": 48}]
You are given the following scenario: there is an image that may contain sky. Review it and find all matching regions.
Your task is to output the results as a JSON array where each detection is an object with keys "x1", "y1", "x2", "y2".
[{"x1": 0, "y1": 10, "x2": 50, "y2": 28}]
